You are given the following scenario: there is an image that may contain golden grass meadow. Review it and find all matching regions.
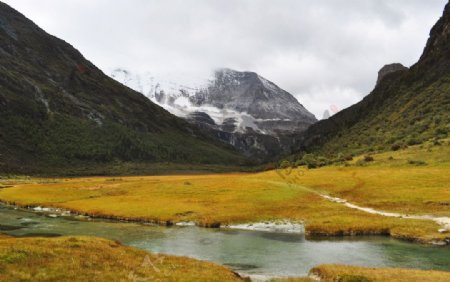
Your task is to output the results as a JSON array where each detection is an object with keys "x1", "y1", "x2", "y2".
[
  {"x1": 0, "y1": 235, "x2": 242, "y2": 282},
  {"x1": 1, "y1": 143, "x2": 449, "y2": 281},
  {"x1": 1, "y1": 143, "x2": 449, "y2": 243},
  {"x1": 274, "y1": 264, "x2": 450, "y2": 282}
]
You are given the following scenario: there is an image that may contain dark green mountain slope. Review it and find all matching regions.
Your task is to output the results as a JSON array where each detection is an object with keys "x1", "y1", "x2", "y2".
[
  {"x1": 295, "y1": 1, "x2": 450, "y2": 159},
  {"x1": 0, "y1": 2, "x2": 243, "y2": 174}
]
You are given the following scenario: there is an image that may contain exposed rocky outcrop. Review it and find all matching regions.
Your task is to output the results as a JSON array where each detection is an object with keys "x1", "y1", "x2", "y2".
[{"x1": 376, "y1": 63, "x2": 408, "y2": 85}]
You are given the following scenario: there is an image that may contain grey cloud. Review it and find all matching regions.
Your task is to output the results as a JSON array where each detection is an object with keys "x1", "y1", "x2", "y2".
[{"x1": 3, "y1": 0, "x2": 447, "y2": 118}]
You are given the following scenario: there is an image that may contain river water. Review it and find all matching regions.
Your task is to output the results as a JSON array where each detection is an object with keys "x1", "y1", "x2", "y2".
[{"x1": 1, "y1": 204, "x2": 449, "y2": 278}]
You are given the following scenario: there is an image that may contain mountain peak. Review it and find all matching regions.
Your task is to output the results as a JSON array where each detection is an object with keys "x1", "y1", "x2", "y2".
[{"x1": 194, "y1": 68, "x2": 317, "y2": 123}]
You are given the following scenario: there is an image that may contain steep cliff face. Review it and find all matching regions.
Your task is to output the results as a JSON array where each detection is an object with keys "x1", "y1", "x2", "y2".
[
  {"x1": 420, "y1": 1, "x2": 450, "y2": 63},
  {"x1": 0, "y1": 2, "x2": 243, "y2": 174},
  {"x1": 293, "y1": 1, "x2": 450, "y2": 157}
]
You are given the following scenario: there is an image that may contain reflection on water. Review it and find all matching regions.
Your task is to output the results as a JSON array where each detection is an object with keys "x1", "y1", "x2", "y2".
[{"x1": 1, "y1": 204, "x2": 449, "y2": 277}]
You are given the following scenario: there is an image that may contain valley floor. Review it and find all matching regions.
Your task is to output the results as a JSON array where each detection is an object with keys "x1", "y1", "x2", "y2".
[
  {"x1": 0, "y1": 142, "x2": 449, "y2": 281},
  {"x1": 1, "y1": 142, "x2": 449, "y2": 245}
]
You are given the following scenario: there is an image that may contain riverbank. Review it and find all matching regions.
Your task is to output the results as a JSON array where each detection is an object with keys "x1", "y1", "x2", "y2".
[
  {"x1": 273, "y1": 264, "x2": 450, "y2": 282},
  {"x1": 0, "y1": 198, "x2": 447, "y2": 246},
  {"x1": 1, "y1": 234, "x2": 449, "y2": 282},
  {"x1": 0, "y1": 235, "x2": 243, "y2": 281}
]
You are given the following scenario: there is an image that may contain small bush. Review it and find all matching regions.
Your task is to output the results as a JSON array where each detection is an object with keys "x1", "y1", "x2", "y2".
[
  {"x1": 435, "y1": 128, "x2": 448, "y2": 137},
  {"x1": 407, "y1": 138, "x2": 421, "y2": 146},
  {"x1": 391, "y1": 144, "x2": 401, "y2": 151},
  {"x1": 294, "y1": 159, "x2": 305, "y2": 167},
  {"x1": 364, "y1": 155, "x2": 374, "y2": 162},
  {"x1": 279, "y1": 160, "x2": 291, "y2": 169},
  {"x1": 307, "y1": 163, "x2": 318, "y2": 169},
  {"x1": 301, "y1": 154, "x2": 319, "y2": 169},
  {"x1": 408, "y1": 160, "x2": 427, "y2": 166},
  {"x1": 317, "y1": 156, "x2": 330, "y2": 167}
]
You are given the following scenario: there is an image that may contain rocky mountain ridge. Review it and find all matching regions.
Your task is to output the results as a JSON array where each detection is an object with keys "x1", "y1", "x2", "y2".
[{"x1": 111, "y1": 68, "x2": 317, "y2": 159}]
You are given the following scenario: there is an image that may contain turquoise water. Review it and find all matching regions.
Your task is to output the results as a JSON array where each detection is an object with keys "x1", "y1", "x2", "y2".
[{"x1": 1, "y1": 204, "x2": 449, "y2": 277}]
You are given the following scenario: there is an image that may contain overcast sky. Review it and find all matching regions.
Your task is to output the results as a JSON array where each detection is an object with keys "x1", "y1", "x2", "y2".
[{"x1": 3, "y1": 0, "x2": 448, "y2": 118}]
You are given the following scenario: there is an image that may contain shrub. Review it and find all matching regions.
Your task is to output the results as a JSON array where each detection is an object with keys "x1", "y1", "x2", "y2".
[
  {"x1": 391, "y1": 144, "x2": 401, "y2": 151},
  {"x1": 334, "y1": 153, "x2": 344, "y2": 163},
  {"x1": 301, "y1": 154, "x2": 319, "y2": 169},
  {"x1": 344, "y1": 155, "x2": 353, "y2": 161},
  {"x1": 333, "y1": 153, "x2": 352, "y2": 164},
  {"x1": 407, "y1": 138, "x2": 421, "y2": 146},
  {"x1": 294, "y1": 159, "x2": 305, "y2": 167},
  {"x1": 364, "y1": 155, "x2": 374, "y2": 162},
  {"x1": 317, "y1": 156, "x2": 330, "y2": 167},
  {"x1": 306, "y1": 163, "x2": 317, "y2": 169},
  {"x1": 435, "y1": 127, "x2": 448, "y2": 137},
  {"x1": 408, "y1": 160, "x2": 427, "y2": 166},
  {"x1": 279, "y1": 160, "x2": 291, "y2": 169}
]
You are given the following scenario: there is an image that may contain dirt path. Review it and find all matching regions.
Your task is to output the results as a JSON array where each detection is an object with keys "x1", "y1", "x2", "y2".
[
  {"x1": 269, "y1": 178, "x2": 450, "y2": 232},
  {"x1": 319, "y1": 194, "x2": 450, "y2": 231}
]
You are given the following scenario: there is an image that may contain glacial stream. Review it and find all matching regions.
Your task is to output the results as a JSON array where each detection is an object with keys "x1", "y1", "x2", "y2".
[{"x1": 0, "y1": 203, "x2": 449, "y2": 278}]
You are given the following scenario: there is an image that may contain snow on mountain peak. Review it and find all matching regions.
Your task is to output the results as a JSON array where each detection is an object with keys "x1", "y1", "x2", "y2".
[{"x1": 109, "y1": 68, "x2": 317, "y2": 135}]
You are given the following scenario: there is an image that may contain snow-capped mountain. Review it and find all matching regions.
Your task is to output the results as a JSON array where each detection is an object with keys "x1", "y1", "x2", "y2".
[{"x1": 110, "y1": 68, "x2": 317, "y2": 136}]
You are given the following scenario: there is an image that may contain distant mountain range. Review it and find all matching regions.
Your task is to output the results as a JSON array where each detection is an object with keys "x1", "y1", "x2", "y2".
[
  {"x1": 1, "y1": 0, "x2": 448, "y2": 174},
  {"x1": 111, "y1": 68, "x2": 317, "y2": 159},
  {"x1": 0, "y1": 1, "x2": 244, "y2": 174}
]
